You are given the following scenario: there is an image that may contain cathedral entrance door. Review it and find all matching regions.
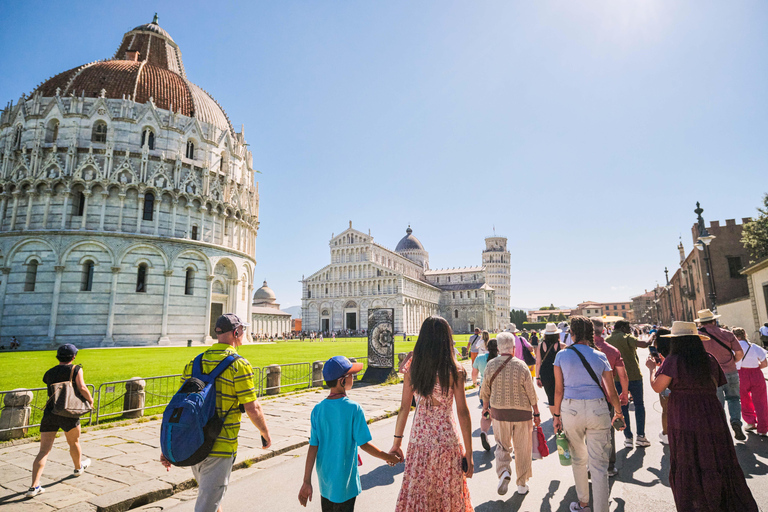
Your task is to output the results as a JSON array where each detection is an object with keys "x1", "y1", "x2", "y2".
[
  {"x1": 470, "y1": 323, "x2": 475, "y2": 333},
  {"x1": 322, "y1": 319, "x2": 330, "y2": 332},
  {"x1": 346, "y1": 312, "x2": 357, "y2": 331},
  {"x1": 210, "y1": 303, "x2": 224, "y2": 337}
]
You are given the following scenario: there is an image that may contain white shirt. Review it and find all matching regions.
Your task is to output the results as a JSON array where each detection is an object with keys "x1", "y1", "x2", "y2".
[
  {"x1": 560, "y1": 331, "x2": 573, "y2": 346},
  {"x1": 760, "y1": 325, "x2": 768, "y2": 337},
  {"x1": 736, "y1": 340, "x2": 767, "y2": 370},
  {"x1": 469, "y1": 334, "x2": 486, "y2": 353}
]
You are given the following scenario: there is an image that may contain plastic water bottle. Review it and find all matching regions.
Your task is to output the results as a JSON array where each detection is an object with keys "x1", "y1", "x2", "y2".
[{"x1": 556, "y1": 432, "x2": 571, "y2": 466}]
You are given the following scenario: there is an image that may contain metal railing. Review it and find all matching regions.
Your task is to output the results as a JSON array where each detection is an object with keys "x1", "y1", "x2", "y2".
[
  {"x1": 95, "y1": 374, "x2": 182, "y2": 424},
  {"x1": 0, "y1": 384, "x2": 96, "y2": 436},
  {"x1": 260, "y1": 362, "x2": 311, "y2": 395}
]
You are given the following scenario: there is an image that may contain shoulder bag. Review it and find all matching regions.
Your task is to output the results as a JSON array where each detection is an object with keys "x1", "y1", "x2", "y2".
[
  {"x1": 49, "y1": 365, "x2": 92, "y2": 418},
  {"x1": 487, "y1": 355, "x2": 514, "y2": 389},
  {"x1": 566, "y1": 346, "x2": 611, "y2": 415},
  {"x1": 519, "y1": 336, "x2": 537, "y2": 366}
]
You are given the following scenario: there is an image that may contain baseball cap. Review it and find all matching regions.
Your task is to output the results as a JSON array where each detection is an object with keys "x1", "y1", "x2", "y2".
[
  {"x1": 214, "y1": 313, "x2": 250, "y2": 334},
  {"x1": 323, "y1": 356, "x2": 364, "y2": 382},
  {"x1": 57, "y1": 344, "x2": 78, "y2": 359}
]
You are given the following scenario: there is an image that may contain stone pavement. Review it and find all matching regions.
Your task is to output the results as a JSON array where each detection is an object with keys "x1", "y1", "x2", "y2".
[{"x1": 0, "y1": 376, "x2": 412, "y2": 512}]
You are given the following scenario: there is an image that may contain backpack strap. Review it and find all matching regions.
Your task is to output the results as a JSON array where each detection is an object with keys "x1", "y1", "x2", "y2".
[
  {"x1": 699, "y1": 328, "x2": 735, "y2": 364},
  {"x1": 191, "y1": 353, "x2": 242, "y2": 384}
]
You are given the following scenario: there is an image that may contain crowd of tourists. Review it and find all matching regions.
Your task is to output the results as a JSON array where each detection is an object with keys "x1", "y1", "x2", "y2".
[{"x1": 23, "y1": 310, "x2": 764, "y2": 511}]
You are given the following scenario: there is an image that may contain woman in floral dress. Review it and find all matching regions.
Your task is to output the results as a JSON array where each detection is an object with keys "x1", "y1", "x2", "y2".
[{"x1": 390, "y1": 316, "x2": 474, "y2": 512}]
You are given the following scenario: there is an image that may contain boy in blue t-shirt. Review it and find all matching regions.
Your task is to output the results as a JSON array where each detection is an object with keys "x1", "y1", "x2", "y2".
[{"x1": 298, "y1": 356, "x2": 400, "y2": 511}]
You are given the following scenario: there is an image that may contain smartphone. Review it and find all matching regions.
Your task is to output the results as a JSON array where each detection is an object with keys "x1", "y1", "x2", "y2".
[
  {"x1": 612, "y1": 417, "x2": 626, "y2": 430},
  {"x1": 482, "y1": 410, "x2": 490, "y2": 420},
  {"x1": 649, "y1": 346, "x2": 662, "y2": 364},
  {"x1": 461, "y1": 457, "x2": 468, "y2": 473},
  {"x1": 261, "y1": 435, "x2": 268, "y2": 447}
]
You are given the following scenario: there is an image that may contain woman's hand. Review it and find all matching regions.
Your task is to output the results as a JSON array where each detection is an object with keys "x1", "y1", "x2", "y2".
[
  {"x1": 645, "y1": 356, "x2": 658, "y2": 370},
  {"x1": 464, "y1": 455, "x2": 474, "y2": 478},
  {"x1": 389, "y1": 446, "x2": 405, "y2": 463},
  {"x1": 553, "y1": 416, "x2": 562, "y2": 432}
]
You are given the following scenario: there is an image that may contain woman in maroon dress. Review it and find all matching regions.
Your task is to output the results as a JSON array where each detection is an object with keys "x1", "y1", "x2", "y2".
[{"x1": 646, "y1": 321, "x2": 757, "y2": 511}]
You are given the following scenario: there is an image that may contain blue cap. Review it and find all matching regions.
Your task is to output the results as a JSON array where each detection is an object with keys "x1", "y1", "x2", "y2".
[
  {"x1": 57, "y1": 344, "x2": 78, "y2": 359},
  {"x1": 323, "y1": 356, "x2": 364, "y2": 382}
]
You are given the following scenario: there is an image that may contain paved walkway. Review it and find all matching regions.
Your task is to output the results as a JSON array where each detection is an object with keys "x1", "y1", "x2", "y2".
[{"x1": 0, "y1": 376, "x2": 412, "y2": 512}]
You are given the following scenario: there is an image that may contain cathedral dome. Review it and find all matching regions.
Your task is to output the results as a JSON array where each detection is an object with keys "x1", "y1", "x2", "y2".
[
  {"x1": 395, "y1": 226, "x2": 425, "y2": 252},
  {"x1": 254, "y1": 281, "x2": 277, "y2": 302},
  {"x1": 31, "y1": 15, "x2": 234, "y2": 135}
]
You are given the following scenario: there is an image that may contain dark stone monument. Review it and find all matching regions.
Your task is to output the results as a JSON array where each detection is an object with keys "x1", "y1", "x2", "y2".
[{"x1": 362, "y1": 308, "x2": 397, "y2": 383}]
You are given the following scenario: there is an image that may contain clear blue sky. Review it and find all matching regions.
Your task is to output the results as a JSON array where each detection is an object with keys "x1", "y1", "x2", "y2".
[{"x1": 2, "y1": 1, "x2": 766, "y2": 310}]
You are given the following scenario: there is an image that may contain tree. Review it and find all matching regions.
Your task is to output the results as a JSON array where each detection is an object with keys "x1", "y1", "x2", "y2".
[
  {"x1": 742, "y1": 193, "x2": 768, "y2": 263},
  {"x1": 539, "y1": 303, "x2": 556, "y2": 311},
  {"x1": 556, "y1": 312, "x2": 567, "y2": 322},
  {"x1": 509, "y1": 309, "x2": 528, "y2": 326}
]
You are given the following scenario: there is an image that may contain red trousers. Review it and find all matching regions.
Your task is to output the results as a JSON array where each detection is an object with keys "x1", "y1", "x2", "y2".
[{"x1": 739, "y1": 367, "x2": 768, "y2": 434}]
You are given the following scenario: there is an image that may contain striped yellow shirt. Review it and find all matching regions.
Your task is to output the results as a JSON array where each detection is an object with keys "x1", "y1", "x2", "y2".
[{"x1": 182, "y1": 343, "x2": 259, "y2": 457}]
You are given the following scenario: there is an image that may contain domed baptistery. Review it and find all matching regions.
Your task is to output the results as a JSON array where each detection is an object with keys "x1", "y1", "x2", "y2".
[{"x1": 0, "y1": 16, "x2": 259, "y2": 348}]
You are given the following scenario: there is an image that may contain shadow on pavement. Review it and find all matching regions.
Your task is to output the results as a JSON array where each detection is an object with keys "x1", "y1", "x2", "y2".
[
  {"x1": 473, "y1": 448, "x2": 495, "y2": 475},
  {"x1": 735, "y1": 434, "x2": 768, "y2": 479},
  {"x1": 360, "y1": 461, "x2": 404, "y2": 491},
  {"x1": 474, "y1": 491, "x2": 527, "y2": 511}
]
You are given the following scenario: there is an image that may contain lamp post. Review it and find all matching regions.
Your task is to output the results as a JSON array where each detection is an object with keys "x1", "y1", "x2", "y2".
[
  {"x1": 664, "y1": 266, "x2": 675, "y2": 324},
  {"x1": 694, "y1": 202, "x2": 717, "y2": 312},
  {"x1": 653, "y1": 286, "x2": 660, "y2": 325}
]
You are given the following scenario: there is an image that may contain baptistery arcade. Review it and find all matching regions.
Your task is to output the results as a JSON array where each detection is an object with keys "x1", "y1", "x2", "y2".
[{"x1": 0, "y1": 17, "x2": 259, "y2": 348}]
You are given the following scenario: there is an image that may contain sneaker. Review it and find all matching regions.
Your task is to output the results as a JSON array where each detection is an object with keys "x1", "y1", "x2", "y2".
[
  {"x1": 570, "y1": 502, "x2": 591, "y2": 512},
  {"x1": 624, "y1": 438, "x2": 633, "y2": 448},
  {"x1": 608, "y1": 466, "x2": 618, "y2": 477},
  {"x1": 480, "y1": 432, "x2": 491, "y2": 451},
  {"x1": 635, "y1": 435, "x2": 651, "y2": 447},
  {"x1": 745, "y1": 423, "x2": 757, "y2": 432},
  {"x1": 74, "y1": 458, "x2": 91, "y2": 476},
  {"x1": 516, "y1": 484, "x2": 529, "y2": 495},
  {"x1": 659, "y1": 431, "x2": 669, "y2": 445},
  {"x1": 25, "y1": 486, "x2": 45, "y2": 498},
  {"x1": 732, "y1": 423, "x2": 746, "y2": 441},
  {"x1": 497, "y1": 470, "x2": 511, "y2": 495}
]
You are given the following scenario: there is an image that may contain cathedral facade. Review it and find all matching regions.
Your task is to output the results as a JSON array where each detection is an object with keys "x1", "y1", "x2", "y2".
[
  {"x1": 0, "y1": 17, "x2": 259, "y2": 348},
  {"x1": 301, "y1": 223, "x2": 510, "y2": 335}
]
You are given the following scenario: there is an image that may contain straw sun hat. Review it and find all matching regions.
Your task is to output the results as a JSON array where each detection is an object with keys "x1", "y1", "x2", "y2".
[
  {"x1": 660, "y1": 321, "x2": 710, "y2": 340},
  {"x1": 542, "y1": 323, "x2": 562, "y2": 335},
  {"x1": 695, "y1": 309, "x2": 721, "y2": 323}
]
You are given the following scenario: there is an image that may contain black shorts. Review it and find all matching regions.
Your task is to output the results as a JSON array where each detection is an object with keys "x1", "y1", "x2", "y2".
[
  {"x1": 321, "y1": 496, "x2": 356, "y2": 512},
  {"x1": 40, "y1": 412, "x2": 80, "y2": 433}
]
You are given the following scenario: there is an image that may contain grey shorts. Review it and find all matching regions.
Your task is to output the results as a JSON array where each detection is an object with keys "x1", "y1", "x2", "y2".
[{"x1": 191, "y1": 455, "x2": 235, "y2": 512}]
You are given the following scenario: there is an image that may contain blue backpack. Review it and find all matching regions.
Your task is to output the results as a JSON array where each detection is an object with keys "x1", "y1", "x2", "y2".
[{"x1": 160, "y1": 353, "x2": 241, "y2": 466}]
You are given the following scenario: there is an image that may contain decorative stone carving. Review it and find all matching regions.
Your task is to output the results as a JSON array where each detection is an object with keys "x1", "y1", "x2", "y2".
[{"x1": 0, "y1": 389, "x2": 34, "y2": 440}]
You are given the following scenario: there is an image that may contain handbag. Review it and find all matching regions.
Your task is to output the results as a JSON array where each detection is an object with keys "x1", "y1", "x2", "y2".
[
  {"x1": 532, "y1": 425, "x2": 549, "y2": 459},
  {"x1": 519, "y1": 336, "x2": 536, "y2": 366},
  {"x1": 532, "y1": 426, "x2": 541, "y2": 460},
  {"x1": 49, "y1": 365, "x2": 92, "y2": 418}
]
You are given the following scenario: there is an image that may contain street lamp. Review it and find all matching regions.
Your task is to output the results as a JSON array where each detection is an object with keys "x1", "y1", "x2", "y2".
[
  {"x1": 694, "y1": 202, "x2": 717, "y2": 312},
  {"x1": 664, "y1": 266, "x2": 675, "y2": 324}
]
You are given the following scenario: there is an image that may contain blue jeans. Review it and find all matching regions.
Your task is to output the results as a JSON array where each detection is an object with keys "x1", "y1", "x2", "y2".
[
  {"x1": 717, "y1": 371, "x2": 741, "y2": 426},
  {"x1": 615, "y1": 380, "x2": 645, "y2": 439}
]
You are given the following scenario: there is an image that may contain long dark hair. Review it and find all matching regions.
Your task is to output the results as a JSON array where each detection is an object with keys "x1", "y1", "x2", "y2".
[
  {"x1": 487, "y1": 338, "x2": 498, "y2": 362},
  {"x1": 543, "y1": 333, "x2": 559, "y2": 346},
  {"x1": 669, "y1": 335, "x2": 711, "y2": 386},
  {"x1": 410, "y1": 316, "x2": 460, "y2": 397}
]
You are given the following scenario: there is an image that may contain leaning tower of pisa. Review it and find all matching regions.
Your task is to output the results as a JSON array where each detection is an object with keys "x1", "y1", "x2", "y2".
[{"x1": 482, "y1": 236, "x2": 510, "y2": 330}]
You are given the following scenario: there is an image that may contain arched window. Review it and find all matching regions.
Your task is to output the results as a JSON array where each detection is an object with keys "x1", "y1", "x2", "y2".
[
  {"x1": 45, "y1": 119, "x2": 59, "y2": 143},
  {"x1": 91, "y1": 121, "x2": 107, "y2": 143},
  {"x1": 191, "y1": 225, "x2": 199, "y2": 240},
  {"x1": 185, "y1": 140, "x2": 195, "y2": 159},
  {"x1": 454, "y1": 309, "x2": 459, "y2": 319},
  {"x1": 73, "y1": 191, "x2": 85, "y2": 216},
  {"x1": 185, "y1": 268, "x2": 194, "y2": 295},
  {"x1": 143, "y1": 192, "x2": 154, "y2": 221},
  {"x1": 136, "y1": 263, "x2": 147, "y2": 292},
  {"x1": 81, "y1": 260, "x2": 94, "y2": 291},
  {"x1": 141, "y1": 128, "x2": 155, "y2": 150},
  {"x1": 13, "y1": 125, "x2": 23, "y2": 149},
  {"x1": 25, "y1": 260, "x2": 39, "y2": 292}
]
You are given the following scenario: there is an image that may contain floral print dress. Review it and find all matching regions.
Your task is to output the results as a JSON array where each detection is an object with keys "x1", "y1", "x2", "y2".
[{"x1": 395, "y1": 377, "x2": 473, "y2": 512}]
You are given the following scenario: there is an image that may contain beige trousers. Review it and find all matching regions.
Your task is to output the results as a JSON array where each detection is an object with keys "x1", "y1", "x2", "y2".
[
  {"x1": 561, "y1": 398, "x2": 612, "y2": 512},
  {"x1": 491, "y1": 418, "x2": 532, "y2": 486}
]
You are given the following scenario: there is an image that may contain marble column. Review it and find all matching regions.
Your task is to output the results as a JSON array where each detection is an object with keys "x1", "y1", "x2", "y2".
[
  {"x1": 136, "y1": 196, "x2": 144, "y2": 233},
  {"x1": 200, "y1": 206, "x2": 207, "y2": 242},
  {"x1": 101, "y1": 267, "x2": 121, "y2": 347},
  {"x1": 186, "y1": 205, "x2": 192, "y2": 238},
  {"x1": 0, "y1": 267, "x2": 11, "y2": 326},
  {"x1": 171, "y1": 199, "x2": 178, "y2": 238},
  {"x1": 80, "y1": 192, "x2": 90, "y2": 230},
  {"x1": 0, "y1": 195, "x2": 8, "y2": 231},
  {"x1": 153, "y1": 197, "x2": 160, "y2": 236},
  {"x1": 99, "y1": 191, "x2": 109, "y2": 231},
  {"x1": 42, "y1": 191, "x2": 52, "y2": 229},
  {"x1": 203, "y1": 274, "x2": 214, "y2": 342},
  {"x1": 158, "y1": 269, "x2": 174, "y2": 345},
  {"x1": 46, "y1": 266, "x2": 65, "y2": 345},
  {"x1": 211, "y1": 211, "x2": 217, "y2": 245},
  {"x1": 9, "y1": 191, "x2": 20, "y2": 230},
  {"x1": 117, "y1": 193, "x2": 126, "y2": 231},
  {"x1": 60, "y1": 192, "x2": 70, "y2": 229},
  {"x1": 23, "y1": 192, "x2": 36, "y2": 230}
]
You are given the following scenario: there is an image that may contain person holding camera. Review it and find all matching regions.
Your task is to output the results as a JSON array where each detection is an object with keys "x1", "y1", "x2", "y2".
[
  {"x1": 647, "y1": 321, "x2": 757, "y2": 511},
  {"x1": 552, "y1": 316, "x2": 624, "y2": 512}
]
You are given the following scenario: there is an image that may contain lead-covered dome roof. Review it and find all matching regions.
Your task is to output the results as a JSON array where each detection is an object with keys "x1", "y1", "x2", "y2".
[
  {"x1": 254, "y1": 280, "x2": 277, "y2": 301},
  {"x1": 395, "y1": 226, "x2": 425, "y2": 252},
  {"x1": 31, "y1": 15, "x2": 234, "y2": 136}
]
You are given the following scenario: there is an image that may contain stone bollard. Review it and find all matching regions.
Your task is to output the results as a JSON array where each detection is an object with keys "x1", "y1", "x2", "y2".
[
  {"x1": 123, "y1": 378, "x2": 146, "y2": 419},
  {"x1": 312, "y1": 361, "x2": 325, "y2": 387},
  {"x1": 460, "y1": 346, "x2": 468, "y2": 358},
  {"x1": 266, "y1": 365, "x2": 281, "y2": 395},
  {"x1": 0, "y1": 389, "x2": 33, "y2": 441}
]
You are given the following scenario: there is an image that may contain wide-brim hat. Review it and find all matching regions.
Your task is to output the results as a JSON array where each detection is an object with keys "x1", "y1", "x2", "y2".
[
  {"x1": 543, "y1": 322, "x2": 562, "y2": 335},
  {"x1": 504, "y1": 323, "x2": 517, "y2": 333},
  {"x1": 695, "y1": 309, "x2": 720, "y2": 323},
  {"x1": 661, "y1": 321, "x2": 710, "y2": 340}
]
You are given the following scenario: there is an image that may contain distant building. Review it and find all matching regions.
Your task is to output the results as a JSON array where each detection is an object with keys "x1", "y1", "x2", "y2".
[
  {"x1": 527, "y1": 309, "x2": 573, "y2": 322},
  {"x1": 251, "y1": 280, "x2": 291, "y2": 336},
  {"x1": 292, "y1": 318, "x2": 302, "y2": 333},
  {"x1": 572, "y1": 301, "x2": 633, "y2": 321}
]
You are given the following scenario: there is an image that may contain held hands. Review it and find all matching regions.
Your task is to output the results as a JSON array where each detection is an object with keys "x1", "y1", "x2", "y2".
[
  {"x1": 298, "y1": 481, "x2": 312, "y2": 507},
  {"x1": 384, "y1": 451, "x2": 402, "y2": 466},
  {"x1": 388, "y1": 446, "x2": 405, "y2": 464}
]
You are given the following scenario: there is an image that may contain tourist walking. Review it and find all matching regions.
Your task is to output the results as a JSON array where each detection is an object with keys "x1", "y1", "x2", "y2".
[
  {"x1": 161, "y1": 314, "x2": 271, "y2": 512},
  {"x1": 27, "y1": 344, "x2": 94, "y2": 498},
  {"x1": 592, "y1": 318, "x2": 629, "y2": 477},
  {"x1": 696, "y1": 309, "x2": 746, "y2": 440},
  {"x1": 479, "y1": 332, "x2": 540, "y2": 496},
  {"x1": 470, "y1": 331, "x2": 490, "y2": 385},
  {"x1": 391, "y1": 316, "x2": 473, "y2": 512},
  {"x1": 759, "y1": 322, "x2": 768, "y2": 348},
  {"x1": 651, "y1": 328, "x2": 672, "y2": 444},
  {"x1": 606, "y1": 320, "x2": 651, "y2": 448},
  {"x1": 647, "y1": 321, "x2": 758, "y2": 511},
  {"x1": 535, "y1": 323, "x2": 563, "y2": 413},
  {"x1": 472, "y1": 338, "x2": 498, "y2": 451},
  {"x1": 552, "y1": 316, "x2": 624, "y2": 512},
  {"x1": 467, "y1": 327, "x2": 484, "y2": 363},
  {"x1": 733, "y1": 327, "x2": 768, "y2": 436}
]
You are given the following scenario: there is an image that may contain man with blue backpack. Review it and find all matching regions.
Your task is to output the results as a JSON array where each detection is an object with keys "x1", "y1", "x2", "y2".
[{"x1": 160, "y1": 314, "x2": 271, "y2": 512}]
